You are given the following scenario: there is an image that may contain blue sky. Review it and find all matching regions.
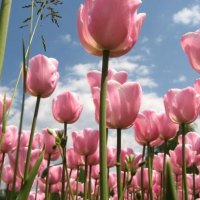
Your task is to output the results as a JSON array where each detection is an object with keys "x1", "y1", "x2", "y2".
[{"x1": 2, "y1": 0, "x2": 200, "y2": 149}]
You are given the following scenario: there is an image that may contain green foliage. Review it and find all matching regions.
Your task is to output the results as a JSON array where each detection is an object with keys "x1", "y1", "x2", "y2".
[
  {"x1": 78, "y1": 167, "x2": 86, "y2": 183},
  {"x1": 16, "y1": 151, "x2": 44, "y2": 200},
  {"x1": 165, "y1": 161, "x2": 178, "y2": 200}
]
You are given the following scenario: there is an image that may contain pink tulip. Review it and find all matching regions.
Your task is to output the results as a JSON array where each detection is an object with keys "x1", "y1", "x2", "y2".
[
  {"x1": 26, "y1": 54, "x2": 59, "y2": 98},
  {"x1": 41, "y1": 128, "x2": 60, "y2": 160},
  {"x1": 135, "y1": 167, "x2": 149, "y2": 190},
  {"x1": 181, "y1": 29, "x2": 200, "y2": 73},
  {"x1": 91, "y1": 164, "x2": 100, "y2": 180},
  {"x1": 0, "y1": 95, "x2": 12, "y2": 123},
  {"x1": 164, "y1": 87, "x2": 200, "y2": 124},
  {"x1": 178, "y1": 131, "x2": 200, "y2": 151},
  {"x1": 87, "y1": 147, "x2": 99, "y2": 165},
  {"x1": 72, "y1": 128, "x2": 99, "y2": 156},
  {"x1": 108, "y1": 172, "x2": 117, "y2": 192},
  {"x1": 133, "y1": 110, "x2": 160, "y2": 146},
  {"x1": 20, "y1": 130, "x2": 41, "y2": 149},
  {"x1": 0, "y1": 125, "x2": 17, "y2": 153},
  {"x1": 87, "y1": 68, "x2": 128, "y2": 93},
  {"x1": 78, "y1": 0, "x2": 146, "y2": 57},
  {"x1": 71, "y1": 179, "x2": 84, "y2": 194},
  {"x1": 66, "y1": 148, "x2": 84, "y2": 169},
  {"x1": 120, "y1": 148, "x2": 134, "y2": 171},
  {"x1": 170, "y1": 144, "x2": 195, "y2": 169},
  {"x1": 2, "y1": 165, "x2": 19, "y2": 184},
  {"x1": 194, "y1": 78, "x2": 200, "y2": 94},
  {"x1": 52, "y1": 91, "x2": 83, "y2": 124},
  {"x1": 28, "y1": 191, "x2": 45, "y2": 200},
  {"x1": 153, "y1": 153, "x2": 169, "y2": 173},
  {"x1": 157, "y1": 113, "x2": 179, "y2": 141},
  {"x1": 41, "y1": 165, "x2": 62, "y2": 185},
  {"x1": 8, "y1": 147, "x2": 41, "y2": 179},
  {"x1": 92, "y1": 80, "x2": 142, "y2": 129},
  {"x1": 107, "y1": 147, "x2": 117, "y2": 168}
]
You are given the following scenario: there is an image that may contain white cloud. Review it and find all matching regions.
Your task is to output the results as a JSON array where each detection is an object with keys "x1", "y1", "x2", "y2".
[
  {"x1": 173, "y1": 5, "x2": 200, "y2": 26},
  {"x1": 140, "y1": 36, "x2": 149, "y2": 44},
  {"x1": 173, "y1": 75, "x2": 187, "y2": 83},
  {"x1": 155, "y1": 35, "x2": 163, "y2": 45},
  {"x1": 136, "y1": 77, "x2": 158, "y2": 88},
  {"x1": 60, "y1": 34, "x2": 71, "y2": 43}
]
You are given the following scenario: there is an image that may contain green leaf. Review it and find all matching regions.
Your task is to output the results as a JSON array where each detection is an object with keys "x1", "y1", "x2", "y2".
[
  {"x1": 78, "y1": 168, "x2": 85, "y2": 183},
  {"x1": 49, "y1": 192, "x2": 61, "y2": 200},
  {"x1": 16, "y1": 151, "x2": 44, "y2": 200},
  {"x1": 165, "y1": 161, "x2": 178, "y2": 200},
  {"x1": 0, "y1": 0, "x2": 12, "y2": 80}
]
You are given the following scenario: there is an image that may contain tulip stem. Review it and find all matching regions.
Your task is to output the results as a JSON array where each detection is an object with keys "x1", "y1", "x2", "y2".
[
  {"x1": 24, "y1": 96, "x2": 41, "y2": 181},
  {"x1": 99, "y1": 50, "x2": 109, "y2": 200},
  {"x1": 88, "y1": 165, "x2": 92, "y2": 200},
  {"x1": 147, "y1": 143, "x2": 153, "y2": 200},
  {"x1": 181, "y1": 123, "x2": 188, "y2": 200},
  {"x1": 61, "y1": 123, "x2": 74, "y2": 200},
  {"x1": 0, "y1": 152, "x2": 5, "y2": 186},
  {"x1": 192, "y1": 165, "x2": 196, "y2": 199},
  {"x1": 141, "y1": 145, "x2": 145, "y2": 200},
  {"x1": 84, "y1": 156, "x2": 88, "y2": 200},
  {"x1": 76, "y1": 167, "x2": 79, "y2": 200},
  {"x1": 116, "y1": 128, "x2": 122, "y2": 198},
  {"x1": 45, "y1": 154, "x2": 51, "y2": 200},
  {"x1": 61, "y1": 122, "x2": 67, "y2": 200},
  {"x1": 162, "y1": 140, "x2": 167, "y2": 200}
]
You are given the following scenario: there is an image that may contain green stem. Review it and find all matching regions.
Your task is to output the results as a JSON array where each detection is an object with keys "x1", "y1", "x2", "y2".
[
  {"x1": 88, "y1": 165, "x2": 92, "y2": 200},
  {"x1": 116, "y1": 128, "x2": 122, "y2": 198},
  {"x1": 84, "y1": 156, "x2": 88, "y2": 200},
  {"x1": 162, "y1": 140, "x2": 167, "y2": 200},
  {"x1": 61, "y1": 123, "x2": 67, "y2": 200},
  {"x1": 99, "y1": 50, "x2": 109, "y2": 200},
  {"x1": 141, "y1": 145, "x2": 145, "y2": 200},
  {"x1": 75, "y1": 167, "x2": 79, "y2": 200},
  {"x1": 192, "y1": 165, "x2": 195, "y2": 200},
  {"x1": 0, "y1": 152, "x2": 5, "y2": 186},
  {"x1": 45, "y1": 154, "x2": 51, "y2": 200},
  {"x1": 181, "y1": 123, "x2": 188, "y2": 200},
  {"x1": 24, "y1": 96, "x2": 41, "y2": 180},
  {"x1": 147, "y1": 144, "x2": 153, "y2": 200},
  {"x1": 0, "y1": 0, "x2": 12, "y2": 80}
]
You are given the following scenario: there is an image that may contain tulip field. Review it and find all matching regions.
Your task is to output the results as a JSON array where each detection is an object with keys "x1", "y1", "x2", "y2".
[{"x1": 0, "y1": 0, "x2": 200, "y2": 200}]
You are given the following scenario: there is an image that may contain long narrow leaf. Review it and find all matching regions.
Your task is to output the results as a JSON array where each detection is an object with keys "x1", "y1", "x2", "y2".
[
  {"x1": 0, "y1": 0, "x2": 12, "y2": 80},
  {"x1": 165, "y1": 161, "x2": 178, "y2": 200},
  {"x1": 16, "y1": 151, "x2": 44, "y2": 200}
]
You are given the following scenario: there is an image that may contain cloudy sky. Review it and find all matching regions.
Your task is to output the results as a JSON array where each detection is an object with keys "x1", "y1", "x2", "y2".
[{"x1": 2, "y1": 0, "x2": 200, "y2": 150}]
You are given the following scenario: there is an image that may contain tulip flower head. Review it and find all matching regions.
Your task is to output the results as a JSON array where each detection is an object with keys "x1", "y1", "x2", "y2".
[
  {"x1": 78, "y1": 0, "x2": 146, "y2": 57},
  {"x1": 52, "y1": 90, "x2": 83, "y2": 124},
  {"x1": 157, "y1": 113, "x2": 179, "y2": 141},
  {"x1": 72, "y1": 128, "x2": 99, "y2": 156},
  {"x1": 87, "y1": 68, "x2": 128, "y2": 93},
  {"x1": 92, "y1": 80, "x2": 142, "y2": 129},
  {"x1": 164, "y1": 87, "x2": 200, "y2": 124},
  {"x1": 133, "y1": 110, "x2": 160, "y2": 146},
  {"x1": 26, "y1": 54, "x2": 59, "y2": 98},
  {"x1": 181, "y1": 29, "x2": 200, "y2": 73}
]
